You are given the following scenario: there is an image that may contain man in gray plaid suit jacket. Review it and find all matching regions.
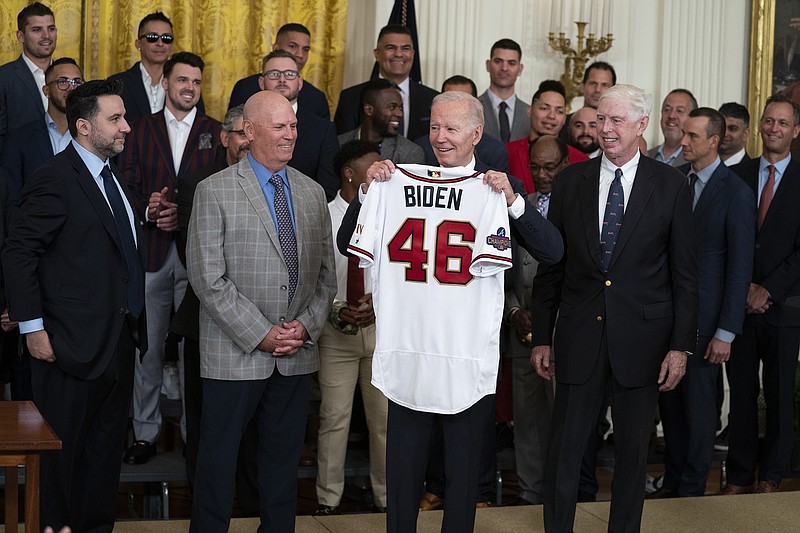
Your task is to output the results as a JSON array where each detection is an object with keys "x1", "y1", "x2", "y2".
[{"x1": 187, "y1": 90, "x2": 337, "y2": 532}]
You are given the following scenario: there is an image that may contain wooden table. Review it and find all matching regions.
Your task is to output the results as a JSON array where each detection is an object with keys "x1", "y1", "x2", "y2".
[{"x1": 0, "y1": 401, "x2": 61, "y2": 533}]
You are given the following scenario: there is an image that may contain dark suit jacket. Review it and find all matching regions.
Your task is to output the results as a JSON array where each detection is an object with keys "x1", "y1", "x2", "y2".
[
  {"x1": 172, "y1": 154, "x2": 230, "y2": 341},
  {"x1": 414, "y1": 133, "x2": 510, "y2": 173},
  {"x1": 0, "y1": 116, "x2": 54, "y2": 206},
  {"x1": 292, "y1": 108, "x2": 339, "y2": 201},
  {"x1": 119, "y1": 110, "x2": 221, "y2": 272},
  {"x1": 227, "y1": 73, "x2": 330, "y2": 120},
  {"x1": 2, "y1": 143, "x2": 147, "y2": 379},
  {"x1": 731, "y1": 157, "x2": 800, "y2": 327},
  {"x1": 531, "y1": 155, "x2": 697, "y2": 388},
  {"x1": 678, "y1": 162, "x2": 755, "y2": 338},
  {"x1": 108, "y1": 62, "x2": 207, "y2": 127},
  {"x1": 334, "y1": 79, "x2": 438, "y2": 140},
  {"x1": 0, "y1": 56, "x2": 47, "y2": 153},
  {"x1": 336, "y1": 157, "x2": 563, "y2": 267}
]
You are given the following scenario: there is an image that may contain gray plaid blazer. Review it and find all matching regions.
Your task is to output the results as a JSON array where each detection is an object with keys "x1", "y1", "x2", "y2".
[{"x1": 187, "y1": 157, "x2": 337, "y2": 380}]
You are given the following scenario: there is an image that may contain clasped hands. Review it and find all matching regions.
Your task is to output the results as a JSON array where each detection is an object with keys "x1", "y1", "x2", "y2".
[{"x1": 258, "y1": 320, "x2": 308, "y2": 357}]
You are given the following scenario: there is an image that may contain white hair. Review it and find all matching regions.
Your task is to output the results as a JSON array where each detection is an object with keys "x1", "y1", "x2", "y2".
[
  {"x1": 432, "y1": 91, "x2": 484, "y2": 128},
  {"x1": 599, "y1": 84, "x2": 652, "y2": 120}
]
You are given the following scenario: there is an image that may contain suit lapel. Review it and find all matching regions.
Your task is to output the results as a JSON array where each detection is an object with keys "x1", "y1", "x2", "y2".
[
  {"x1": 579, "y1": 159, "x2": 604, "y2": 272},
  {"x1": 14, "y1": 57, "x2": 45, "y2": 114},
  {"x1": 763, "y1": 158, "x2": 800, "y2": 231},
  {"x1": 286, "y1": 168, "x2": 306, "y2": 260},
  {"x1": 237, "y1": 159, "x2": 282, "y2": 255},
  {"x1": 693, "y1": 165, "x2": 725, "y2": 217},
  {"x1": 129, "y1": 63, "x2": 153, "y2": 119},
  {"x1": 608, "y1": 157, "x2": 656, "y2": 269},
  {"x1": 179, "y1": 117, "x2": 205, "y2": 176},
  {"x1": 33, "y1": 120, "x2": 54, "y2": 159},
  {"x1": 67, "y1": 146, "x2": 126, "y2": 258},
  {"x1": 151, "y1": 112, "x2": 177, "y2": 177}
]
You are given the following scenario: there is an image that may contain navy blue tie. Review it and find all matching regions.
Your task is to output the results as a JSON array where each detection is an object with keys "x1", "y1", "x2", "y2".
[
  {"x1": 100, "y1": 165, "x2": 144, "y2": 317},
  {"x1": 270, "y1": 174, "x2": 298, "y2": 304},
  {"x1": 600, "y1": 168, "x2": 624, "y2": 271}
]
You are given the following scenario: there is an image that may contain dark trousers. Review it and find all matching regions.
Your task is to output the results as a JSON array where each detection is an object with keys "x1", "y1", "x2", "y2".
[
  {"x1": 30, "y1": 326, "x2": 135, "y2": 533},
  {"x1": 183, "y1": 337, "x2": 202, "y2": 487},
  {"x1": 659, "y1": 336, "x2": 718, "y2": 496},
  {"x1": 728, "y1": 314, "x2": 800, "y2": 486},
  {"x1": 424, "y1": 395, "x2": 496, "y2": 502},
  {"x1": 189, "y1": 371, "x2": 310, "y2": 533},
  {"x1": 544, "y1": 339, "x2": 659, "y2": 533},
  {"x1": 386, "y1": 395, "x2": 493, "y2": 533}
]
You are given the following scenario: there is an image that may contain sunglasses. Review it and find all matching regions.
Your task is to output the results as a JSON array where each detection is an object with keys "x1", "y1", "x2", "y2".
[
  {"x1": 261, "y1": 69, "x2": 299, "y2": 80},
  {"x1": 51, "y1": 77, "x2": 84, "y2": 90},
  {"x1": 140, "y1": 32, "x2": 174, "y2": 44}
]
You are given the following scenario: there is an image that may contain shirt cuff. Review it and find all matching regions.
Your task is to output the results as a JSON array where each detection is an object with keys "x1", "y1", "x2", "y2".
[
  {"x1": 508, "y1": 193, "x2": 525, "y2": 219},
  {"x1": 714, "y1": 329, "x2": 735, "y2": 344},
  {"x1": 144, "y1": 206, "x2": 153, "y2": 222},
  {"x1": 19, "y1": 318, "x2": 44, "y2": 334}
]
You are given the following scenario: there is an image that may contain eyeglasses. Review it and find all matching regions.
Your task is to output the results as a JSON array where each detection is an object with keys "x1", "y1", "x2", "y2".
[
  {"x1": 261, "y1": 69, "x2": 299, "y2": 80},
  {"x1": 228, "y1": 129, "x2": 246, "y2": 136},
  {"x1": 140, "y1": 33, "x2": 174, "y2": 44},
  {"x1": 528, "y1": 158, "x2": 565, "y2": 175},
  {"x1": 51, "y1": 77, "x2": 84, "y2": 90}
]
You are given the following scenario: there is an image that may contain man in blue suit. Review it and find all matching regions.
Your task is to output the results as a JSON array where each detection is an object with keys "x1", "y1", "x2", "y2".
[
  {"x1": 259, "y1": 50, "x2": 338, "y2": 201},
  {"x1": 652, "y1": 107, "x2": 755, "y2": 498},
  {"x1": 1, "y1": 58, "x2": 82, "y2": 206},
  {"x1": 0, "y1": 2, "x2": 57, "y2": 153}
]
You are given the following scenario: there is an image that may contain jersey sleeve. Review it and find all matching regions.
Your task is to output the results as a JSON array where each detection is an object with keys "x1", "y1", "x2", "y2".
[
  {"x1": 470, "y1": 188, "x2": 513, "y2": 276},
  {"x1": 347, "y1": 182, "x2": 382, "y2": 268}
]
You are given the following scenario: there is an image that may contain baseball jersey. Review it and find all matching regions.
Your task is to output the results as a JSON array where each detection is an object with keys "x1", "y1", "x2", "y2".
[{"x1": 348, "y1": 164, "x2": 513, "y2": 414}]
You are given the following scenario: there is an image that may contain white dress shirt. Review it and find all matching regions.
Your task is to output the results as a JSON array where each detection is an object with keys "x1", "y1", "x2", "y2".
[
  {"x1": 164, "y1": 106, "x2": 197, "y2": 174},
  {"x1": 139, "y1": 63, "x2": 166, "y2": 114},
  {"x1": 22, "y1": 53, "x2": 48, "y2": 111},
  {"x1": 598, "y1": 151, "x2": 640, "y2": 236}
]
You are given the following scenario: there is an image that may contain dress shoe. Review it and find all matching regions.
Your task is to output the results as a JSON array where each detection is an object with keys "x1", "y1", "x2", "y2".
[
  {"x1": 314, "y1": 505, "x2": 340, "y2": 516},
  {"x1": 717, "y1": 483, "x2": 754, "y2": 495},
  {"x1": 754, "y1": 480, "x2": 779, "y2": 493},
  {"x1": 419, "y1": 491, "x2": 444, "y2": 511},
  {"x1": 646, "y1": 487, "x2": 678, "y2": 499},
  {"x1": 475, "y1": 501, "x2": 492, "y2": 508},
  {"x1": 123, "y1": 440, "x2": 156, "y2": 465}
]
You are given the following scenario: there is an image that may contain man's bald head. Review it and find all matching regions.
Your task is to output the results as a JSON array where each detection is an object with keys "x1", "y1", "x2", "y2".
[{"x1": 243, "y1": 90, "x2": 297, "y2": 172}]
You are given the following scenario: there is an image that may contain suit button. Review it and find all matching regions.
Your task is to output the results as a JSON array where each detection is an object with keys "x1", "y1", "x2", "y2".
[
  {"x1": 123, "y1": 277, "x2": 129, "y2": 283},
  {"x1": 596, "y1": 315, "x2": 603, "y2": 321},
  {"x1": 118, "y1": 307, "x2": 127, "y2": 315},
  {"x1": 279, "y1": 316, "x2": 286, "y2": 322},
  {"x1": 605, "y1": 280, "x2": 612, "y2": 286},
  {"x1": 281, "y1": 285, "x2": 287, "y2": 291}
]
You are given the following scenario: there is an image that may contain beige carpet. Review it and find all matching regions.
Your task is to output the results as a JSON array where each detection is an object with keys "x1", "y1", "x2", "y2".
[{"x1": 3, "y1": 493, "x2": 798, "y2": 532}]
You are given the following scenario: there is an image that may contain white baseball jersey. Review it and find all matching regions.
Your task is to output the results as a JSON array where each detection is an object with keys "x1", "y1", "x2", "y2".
[{"x1": 347, "y1": 164, "x2": 513, "y2": 414}]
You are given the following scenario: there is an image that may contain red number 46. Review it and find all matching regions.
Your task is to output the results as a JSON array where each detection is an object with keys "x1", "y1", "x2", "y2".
[{"x1": 386, "y1": 218, "x2": 475, "y2": 285}]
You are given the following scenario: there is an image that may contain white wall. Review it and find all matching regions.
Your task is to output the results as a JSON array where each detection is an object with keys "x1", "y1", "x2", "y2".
[{"x1": 343, "y1": 0, "x2": 750, "y2": 147}]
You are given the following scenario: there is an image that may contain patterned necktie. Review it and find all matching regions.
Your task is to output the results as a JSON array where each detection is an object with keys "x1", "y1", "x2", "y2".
[
  {"x1": 688, "y1": 172, "x2": 699, "y2": 208},
  {"x1": 100, "y1": 165, "x2": 144, "y2": 317},
  {"x1": 498, "y1": 101, "x2": 511, "y2": 143},
  {"x1": 536, "y1": 193, "x2": 550, "y2": 217},
  {"x1": 600, "y1": 168, "x2": 625, "y2": 271},
  {"x1": 270, "y1": 174, "x2": 298, "y2": 304},
  {"x1": 758, "y1": 164, "x2": 775, "y2": 230}
]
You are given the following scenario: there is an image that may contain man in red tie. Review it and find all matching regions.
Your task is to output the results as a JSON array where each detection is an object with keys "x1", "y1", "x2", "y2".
[{"x1": 724, "y1": 94, "x2": 800, "y2": 495}]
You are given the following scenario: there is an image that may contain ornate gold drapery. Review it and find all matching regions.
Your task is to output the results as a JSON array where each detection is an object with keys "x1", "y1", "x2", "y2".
[{"x1": 1, "y1": 0, "x2": 348, "y2": 121}]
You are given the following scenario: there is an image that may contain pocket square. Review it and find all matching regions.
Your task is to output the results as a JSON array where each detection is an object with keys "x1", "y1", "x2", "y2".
[{"x1": 198, "y1": 133, "x2": 213, "y2": 150}]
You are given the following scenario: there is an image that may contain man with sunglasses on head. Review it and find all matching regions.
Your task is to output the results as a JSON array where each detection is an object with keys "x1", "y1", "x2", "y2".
[
  {"x1": 109, "y1": 11, "x2": 205, "y2": 128},
  {"x1": 0, "y1": 2, "x2": 57, "y2": 153}
]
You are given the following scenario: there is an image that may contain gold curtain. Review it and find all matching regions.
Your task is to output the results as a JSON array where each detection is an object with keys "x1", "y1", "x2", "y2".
[{"x1": 1, "y1": 0, "x2": 348, "y2": 121}]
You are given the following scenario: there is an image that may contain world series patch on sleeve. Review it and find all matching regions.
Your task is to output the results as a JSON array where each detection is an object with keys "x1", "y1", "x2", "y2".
[{"x1": 348, "y1": 163, "x2": 513, "y2": 414}]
